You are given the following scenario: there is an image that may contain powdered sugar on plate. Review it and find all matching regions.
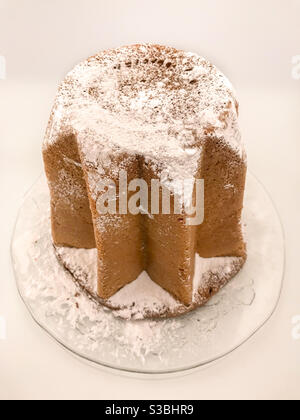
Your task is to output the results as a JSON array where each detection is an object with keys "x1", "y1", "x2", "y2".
[
  {"x1": 11, "y1": 175, "x2": 284, "y2": 372},
  {"x1": 54, "y1": 244, "x2": 243, "y2": 320}
]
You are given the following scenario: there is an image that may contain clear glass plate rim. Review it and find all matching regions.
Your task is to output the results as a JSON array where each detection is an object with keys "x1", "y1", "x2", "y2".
[{"x1": 10, "y1": 170, "x2": 286, "y2": 376}]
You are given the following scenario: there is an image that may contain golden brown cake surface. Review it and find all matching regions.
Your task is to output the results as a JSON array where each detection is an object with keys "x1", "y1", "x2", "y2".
[{"x1": 43, "y1": 44, "x2": 247, "y2": 307}]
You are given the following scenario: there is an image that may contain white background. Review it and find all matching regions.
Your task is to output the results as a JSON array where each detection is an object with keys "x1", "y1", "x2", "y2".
[{"x1": 0, "y1": 0, "x2": 300, "y2": 400}]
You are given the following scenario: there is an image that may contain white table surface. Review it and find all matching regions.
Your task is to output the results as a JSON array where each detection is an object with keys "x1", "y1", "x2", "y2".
[{"x1": 0, "y1": 0, "x2": 299, "y2": 400}]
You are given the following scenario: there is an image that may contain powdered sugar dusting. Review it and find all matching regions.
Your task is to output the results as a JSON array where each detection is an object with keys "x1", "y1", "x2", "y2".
[
  {"x1": 44, "y1": 44, "x2": 245, "y2": 201},
  {"x1": 55, "y1": 244, "x2": 244, "y2": 320}
]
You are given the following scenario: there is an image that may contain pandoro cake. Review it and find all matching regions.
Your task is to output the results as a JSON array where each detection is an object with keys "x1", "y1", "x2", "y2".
[{"x1": 43, "y1": 44, "x2": 247, "y2": 307}]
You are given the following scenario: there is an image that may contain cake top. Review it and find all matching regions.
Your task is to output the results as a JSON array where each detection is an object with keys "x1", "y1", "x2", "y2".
[
  {"x1": 44, "y1": 45, "x2": 245, "y2": 194},
  {"x1": 67, "y1": 44, "x2": 237, "y2": 125}
]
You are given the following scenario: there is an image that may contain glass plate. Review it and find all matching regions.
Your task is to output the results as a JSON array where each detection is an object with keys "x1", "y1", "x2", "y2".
[{"x1": 11, "y1": 172, "x2": 285, "y2": 375}]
